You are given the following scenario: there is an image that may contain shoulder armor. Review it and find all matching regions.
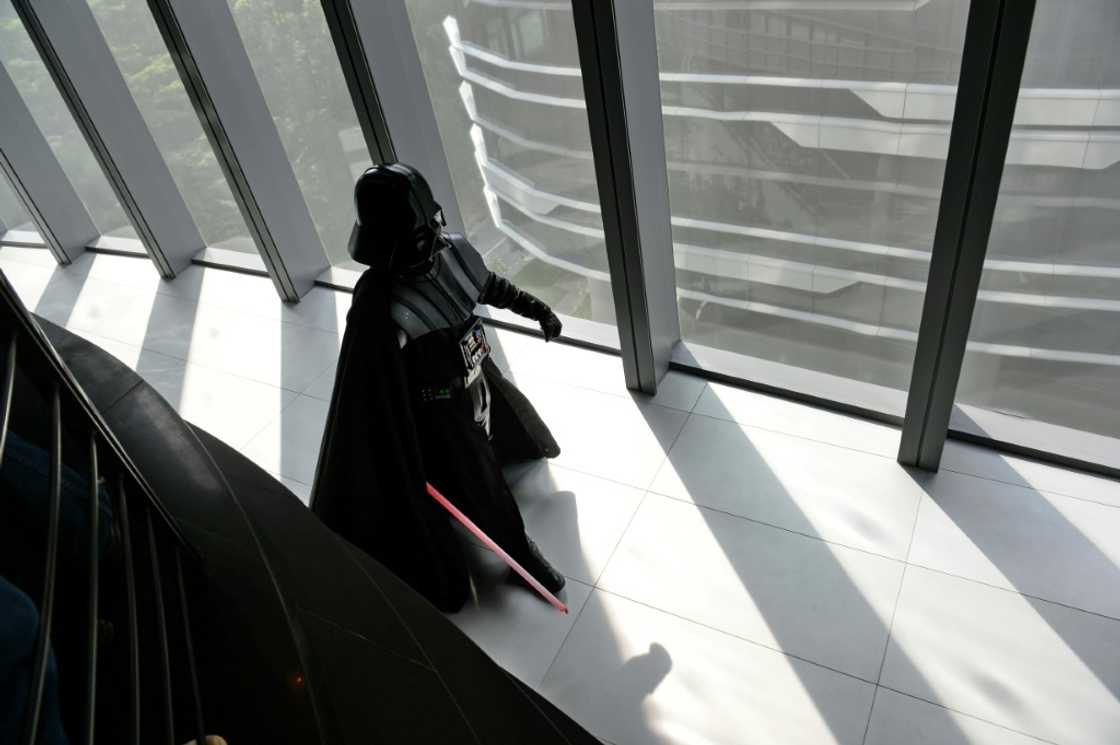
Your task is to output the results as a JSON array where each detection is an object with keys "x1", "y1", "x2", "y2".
[
  {"x1": 445, "y1": 233, "x2": 491, "y2": 293},
  {"x1": 390, "y1": 237, "x2": 488, "y2": 339}
]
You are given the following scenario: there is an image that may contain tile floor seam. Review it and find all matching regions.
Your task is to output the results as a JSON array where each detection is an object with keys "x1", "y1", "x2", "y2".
[
  {"x1": 236, "y1": 393, "x2": 306, "y2": 450},
  {"x1": 592, "y1": 585, "x2": 881, "y2": 686},
  {"x1": 518, "y1": 373, "x2": 703, "y2": 418},
  {"x1": 536, "y1": 583, "x2": 597, "y2": 689},
  {"x1": 687, "y1": 408, "x2": 900, "y2": 461},
  {"x1": 295, "y1": 361, "x2": 339, "y2": 398},
  {"x1": 590, "y1": 490, "x2": 652, "y2": 589},
  {"x1": 51, "y1": 317, "x2": 321, "y2": 409},
  {"x1": 40, "y1": 283, "x2": 343, "y2": 367},
  {"x1": 872, "y1": 685, "x2": 1066, "y2": 745},
  {"x1": 120, "y1": 329, "x2": 330, "y2": 397},
  {"x1": 941, "y1": 464, "x2": 1120, "y2": 511},
  {"x1": 642, "y1": 488, "x2": 911, "y2": 564},
  {"x1": 465, "y1": 542, "x2": 588, "y2": 590},
  {"x1": 520, "y1": 458, "x2": 664, "y2": 495},
  {"x1": 860, "y1": 687, "x2": 882, "y2": 745},
  {"x1": 508, "y1": 374, "x2": 700, "y2": 414},
  {"x1": 532, "y1": 484, "x2": 656, "y2": 703},
  {"x1": 860, "y1": 476, "x2": 927, "y2": 745},
  {"x1": 82, "y1": 260, "x2": 347, "y2": 335},
  {"x1": 687, "y1": 383, "x2": 708, "y2": 413},
  {"x1": 640, "y1": 410, "x2": 693, "y2": 493},
  {"x1": 900, "y1": 561, "x2": 1120, "y2": 625}
]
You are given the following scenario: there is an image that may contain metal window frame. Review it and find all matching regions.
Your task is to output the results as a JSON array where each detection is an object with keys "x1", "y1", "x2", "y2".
[
  {"x1": 898, "y1": 0, "x2": 1037, "y2": 471},
  {"x1": 324, "y1": 0, "x2": 464, "y2": 234},
  {"x1": 145, "y1": 0, "x2": 330, "y2": 301},
  {"x1": 9, "y1": 0, "x2": 1114, "y2": 479},
  {"x1": 13, "y1": 0, "x2": 203, "y2": 278},
  {"x1": 0, "y1": 61, "x2": 99, "y2": 264},
  {"x1": 320, "y1": 0, "x2": 396, "y2": 164},
  {"x1": 572, "y1": 0, "x2": 679, "y2": 394}
]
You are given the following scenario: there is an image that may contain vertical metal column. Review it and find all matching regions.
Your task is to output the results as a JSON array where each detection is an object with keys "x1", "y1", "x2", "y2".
[
  {"x1": 572, "y1": 0, "x2": 679, "y2": 393},
  {"x1": 13, "y1": 0, "x2": 203, "y2": 277},
  {"x1": 0, "y1": 62, "x2": 99, "y2": 264},
  {"x1": 145, "y1": 0, "x2": 330, "y2": 301},
  {"x1": 329, "y1": 0, "x2": 464, "y2": 233},
  {"x1": 898, "y1": 0, "x2": 1036, "y2": 470},
  {"x1": 320, "y1": 0, "x2": 396, "y2": 164}
]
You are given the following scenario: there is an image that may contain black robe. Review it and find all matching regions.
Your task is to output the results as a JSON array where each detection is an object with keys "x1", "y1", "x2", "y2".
[{"x1": 311, "y1": 269, "x2": 559, "y2": 612}]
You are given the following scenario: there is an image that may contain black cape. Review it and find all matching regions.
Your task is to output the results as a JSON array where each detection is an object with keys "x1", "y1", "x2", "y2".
[{"x1": 311, "y1": 269, "x2": 559, "y2": 612}]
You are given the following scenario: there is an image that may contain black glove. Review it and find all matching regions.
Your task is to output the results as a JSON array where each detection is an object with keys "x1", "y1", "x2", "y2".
[
  {"x1": 538, "y1": 310, "x2": 562, "y2": 342},
  {"x1": 480, "y1": 274, "x2": 563, "y2": 341}
]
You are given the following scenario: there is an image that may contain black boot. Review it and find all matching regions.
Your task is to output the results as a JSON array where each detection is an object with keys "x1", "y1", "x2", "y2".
[{"x1": 513, "y1": 535, "x2": 565, "y2": 594}]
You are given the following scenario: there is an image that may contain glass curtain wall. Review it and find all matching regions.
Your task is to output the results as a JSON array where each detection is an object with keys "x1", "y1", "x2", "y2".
[
  {"x1": 0, "y1": 1, "x2": 132, "y2": 238},
  {"x1": 653, "y1": 1, "x2": 970, "y2": 414},
  {"x1": 86, "y1": 0, "x2": 254, "y2": 253},
  {"x1": 405, "y1": 0, "x2": 618, "y2": 337},
  {"x1": 0, "y1": 176, "x2": 37, "y2": 237},
  {"x1": 226, "y1": 0, "x2": 371, "y2": 268},
  {"x1": 954, "y1": 0, "x2": 1120, "y2": 467}
]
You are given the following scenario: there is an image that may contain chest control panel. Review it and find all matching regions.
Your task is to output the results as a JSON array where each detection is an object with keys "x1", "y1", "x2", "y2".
[{"x1": 459, "y1": 319, "x2": 491, "y2": 386}]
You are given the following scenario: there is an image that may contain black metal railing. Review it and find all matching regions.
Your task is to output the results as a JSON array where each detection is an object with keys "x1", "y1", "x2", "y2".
[{"x1": 0, "y1": 269, "x2": 206, "y2": 745}]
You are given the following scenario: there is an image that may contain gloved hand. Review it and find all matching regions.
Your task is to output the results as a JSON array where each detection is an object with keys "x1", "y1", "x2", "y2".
[
  {"x1": 480, "y1": 273, "x2": 564, "y2": 341},
  {"x1": 539, "y1": 311, "x2": 562, "y2": 342}
]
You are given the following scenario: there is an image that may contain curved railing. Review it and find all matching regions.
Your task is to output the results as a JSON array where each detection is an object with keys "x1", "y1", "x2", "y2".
[{"x1": 0, "y1": 270, "x2": 205, "y2": 745}]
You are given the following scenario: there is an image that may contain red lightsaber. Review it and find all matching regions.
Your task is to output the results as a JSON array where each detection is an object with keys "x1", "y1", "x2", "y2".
[{"x1": 426, "y1": 482, "x2": 568, "y2": 613}]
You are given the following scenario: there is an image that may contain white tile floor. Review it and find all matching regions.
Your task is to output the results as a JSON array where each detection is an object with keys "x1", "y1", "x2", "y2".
[{"x1": 4, "y1": 246, "x2": 1119, "y2": 745}]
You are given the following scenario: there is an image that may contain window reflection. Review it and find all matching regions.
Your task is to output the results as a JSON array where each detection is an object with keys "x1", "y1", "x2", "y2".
[
  {"x1": 408, "y1": 1, "x2": 617, "y2": 334},
  {"x1": 955, "y1": 0, "x2": 1120, "y2": 466},
  {"x1": 656, "y1": 1, "x2": 971, "y2": 413}
]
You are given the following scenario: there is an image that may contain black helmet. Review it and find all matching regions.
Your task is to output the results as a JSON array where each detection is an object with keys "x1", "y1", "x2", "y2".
[{"x1": 348, "y1": 163, "x2": 445, "y2": 270}]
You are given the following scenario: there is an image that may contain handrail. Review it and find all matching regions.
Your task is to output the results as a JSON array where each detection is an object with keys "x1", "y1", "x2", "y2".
[
  {"x1": 21, "y1": 386, "x2": 62, "y2": 745},
  {"x1": 0, "y1": 268, "x2": 200, "y2": 745}
]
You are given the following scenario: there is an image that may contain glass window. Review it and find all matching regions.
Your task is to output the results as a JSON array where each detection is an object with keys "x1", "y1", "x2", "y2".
[
  {"x1": 654, "y1": 1, "x2": 971, "y2": 414},
  {"x1": 406, "y1": 0, "x2": 618, "y2": 340},
  {"x1": 0, "y1": 2, "x2": 131, "y2": 237},
  {"x1": 225, "y1": 0, "x2": 371, "y2": 267},
  {"x1": 0, "y1": 175, "x2": 38, "y2": 237},
  {"x1": 954, "y1": 0, "x2": 1120, "y2": 467},
  {"x1": 86, "y1": 0, "x2": 254, "y2": 253}
]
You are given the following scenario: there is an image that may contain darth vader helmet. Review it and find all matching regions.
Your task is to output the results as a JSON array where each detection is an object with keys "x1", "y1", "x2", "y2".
[{"x1": 348, "y1": 163, "x2": 446, "y2": 272}]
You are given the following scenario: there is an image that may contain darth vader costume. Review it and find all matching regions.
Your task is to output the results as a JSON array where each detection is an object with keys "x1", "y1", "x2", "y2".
[{"x1": 311, "y1": 164, "x2": 565, "y2": 613}]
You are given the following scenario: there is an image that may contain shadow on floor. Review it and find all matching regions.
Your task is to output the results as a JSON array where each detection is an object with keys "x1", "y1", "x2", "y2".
[
  {"x1": 905, "y1": 430, "x2": 1120, "y2": 696},
  {"x1": 642, "y1": 392, "x2": 973, "y2": 744},
  {"x1": 487, "y1": 331, "x2": 674, "y2": 745}
]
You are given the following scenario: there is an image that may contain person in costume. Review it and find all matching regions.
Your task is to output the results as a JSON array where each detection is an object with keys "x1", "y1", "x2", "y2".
[{"x1": 311, "y1": 164, "x2": 565, "y2": 613}]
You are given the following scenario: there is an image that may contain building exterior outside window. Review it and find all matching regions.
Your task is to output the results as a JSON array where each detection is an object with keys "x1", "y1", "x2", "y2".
[
  {"x1": 0, "y1": 1, "x2": 131, "y2": 239},
  {"x1": 655, "y1": 1, "x2": 970, "y2": 415},
  {"x1": 954, "y1": 0, "x2": 1120, "y2": 466},
  {"x1": 0, "y1": 176, "x2": 35, "y2": 236},
  {"x1": 87, "y1": 0, "x2": 255, "y2": 253},
  {"x1": 408, "y1": 0, "x2": 618, "y2": 336},
  {"x1": 227, "y1": 0, "x2": 372, "y2": 267}
]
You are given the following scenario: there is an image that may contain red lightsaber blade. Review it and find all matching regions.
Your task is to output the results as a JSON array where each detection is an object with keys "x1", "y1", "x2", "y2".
[{"x1": 426, "y1": 482, "x2": 568, "y2": 613}]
